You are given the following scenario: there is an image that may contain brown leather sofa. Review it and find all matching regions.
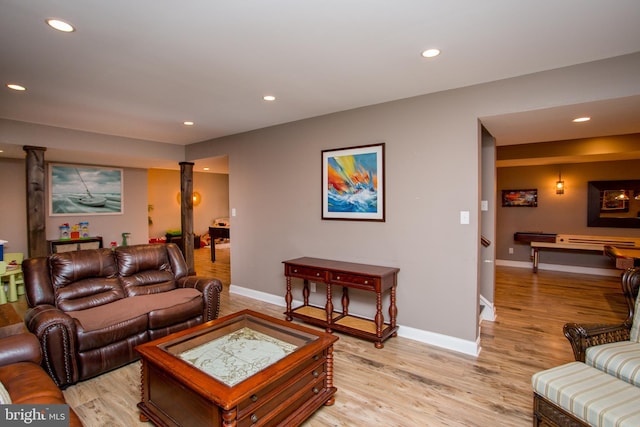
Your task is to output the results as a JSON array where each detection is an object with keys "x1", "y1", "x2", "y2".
[
  {"x1": 22, "y1": 243, "x2": 223, "y2": 388},
  {"x1": 0, "y1": 333, "x2": 83, "y2": 426}
]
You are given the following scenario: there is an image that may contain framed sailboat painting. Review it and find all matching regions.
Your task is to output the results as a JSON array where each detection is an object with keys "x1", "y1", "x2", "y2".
[
  {"x1": 49, "y1": 164, "x2": 123, "y2": 215},
  {"x1": 322, "y1": 143, "x2": 385, "y2": 221}
]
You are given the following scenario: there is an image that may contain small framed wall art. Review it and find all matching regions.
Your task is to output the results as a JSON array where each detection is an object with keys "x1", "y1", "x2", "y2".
[
  {"x1": 321, "y1": 143, "x2": 385, "y2": 221},
  {"x1": 501, "y1": 189, "x2": 538, "y2": 207}
]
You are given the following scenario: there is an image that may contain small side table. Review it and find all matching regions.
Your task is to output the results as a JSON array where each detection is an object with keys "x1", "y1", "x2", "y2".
[{"x1": 0, "y1": 304, "x2": 24, "y2": 338}]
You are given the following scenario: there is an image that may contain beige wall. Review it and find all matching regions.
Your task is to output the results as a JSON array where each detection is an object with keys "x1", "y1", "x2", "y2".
[
  {"x1": 497, "y1": 158, "x2": 640, "y2": 269},
  {"x1": 187, "y1": 52, "x2": 640, "y2": 352},
  {"x1": 147, "y1": 169, "x2": 229, "y2": 239}
]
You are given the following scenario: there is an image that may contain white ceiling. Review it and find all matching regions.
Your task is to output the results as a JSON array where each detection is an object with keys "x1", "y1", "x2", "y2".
[{"x1": 1, "y1": 1, "x2": 640, "y2": 172}]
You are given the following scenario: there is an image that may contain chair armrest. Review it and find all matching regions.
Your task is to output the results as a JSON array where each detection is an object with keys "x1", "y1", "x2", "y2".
[
  {"x1": 0, "y1": 333, "x2": 42, "y2": 367},
  {"x1": 177, "y1": 276, "x2": 223, "y2": 321},
  {"x1": 563, "y1": 322, "x2": 631, "y2": 362},
  {"x1": 24, "y1": 305, "x2": 79, "y2": 388}
]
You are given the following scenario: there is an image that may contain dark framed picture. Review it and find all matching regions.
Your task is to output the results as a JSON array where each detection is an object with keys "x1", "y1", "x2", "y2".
[
  {"x1": 501, "y1": 189, "x2": 537, "y2": 207},
  {"x1": 600, "y1": 189, "x2": 629, "y2": 212},
  {"x1": 49, "y1": 163, "x2": 123, "y2": 216},
  {"x1": 321, "y1": 143, "x2": 385, "y2": 221}
]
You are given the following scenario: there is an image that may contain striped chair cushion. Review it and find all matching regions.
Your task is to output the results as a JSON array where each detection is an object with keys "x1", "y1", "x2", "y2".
[
  {"x1": 631, "y1": 291, "x2": 640, "y2": 342},
  {"x1": 532, "y1": 362, "x2": 640, "y2": 427},
  {"x1": 586, "y1": 341, "x2": 640, "y2": 387}
]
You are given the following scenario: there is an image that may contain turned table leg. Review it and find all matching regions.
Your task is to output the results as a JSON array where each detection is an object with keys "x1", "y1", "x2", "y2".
[{"x1": 285, "y1": 276, "x2": 293, "y2": 321}]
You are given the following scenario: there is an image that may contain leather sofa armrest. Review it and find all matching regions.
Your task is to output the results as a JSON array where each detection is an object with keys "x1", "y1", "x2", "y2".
[
  {"x1": 24, "y1": 305, "x2": 79, "y2": 388},
  {"x1": 563, "y1": 322, "x2": 631, "y2": 362},
  {"x1": 178, "y1": 276, "x2": 223, "y2": 321},
  {"x1": 0, "y1": 333, "x2": 42, "y2": 367}
]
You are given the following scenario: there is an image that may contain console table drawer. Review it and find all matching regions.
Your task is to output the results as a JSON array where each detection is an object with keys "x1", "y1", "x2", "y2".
[
  {"x1": 286, "y1": 265, "x2": 327, "y2": 281},
  {"x1": 330, "y1": 272, "x2": 377, "y2": 290}
]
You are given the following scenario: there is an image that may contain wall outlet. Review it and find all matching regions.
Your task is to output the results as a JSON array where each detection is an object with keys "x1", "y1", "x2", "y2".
[
  {"x1": 508, "y1": 247, "x2": 514, "y2": 255},
  {"x1": 310, "y1": 282, "x2": 317, "y2": 293}
]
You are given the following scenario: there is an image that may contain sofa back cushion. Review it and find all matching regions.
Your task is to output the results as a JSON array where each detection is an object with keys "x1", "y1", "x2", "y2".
[
  {"x1": 116, "y1": 244, "x2": 177, "y2": 296},
  {"x1": 50, "y1": 249, "x2": 124, "y2": 312}
]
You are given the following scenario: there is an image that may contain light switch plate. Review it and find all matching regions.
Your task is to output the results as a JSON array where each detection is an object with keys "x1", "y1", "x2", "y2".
[
  {"x1": 481, "y1": 200, "x2": 488, "y2": 211},
  {"x1": 460, "y1": 210, "x2": 470, "y2": 224}
]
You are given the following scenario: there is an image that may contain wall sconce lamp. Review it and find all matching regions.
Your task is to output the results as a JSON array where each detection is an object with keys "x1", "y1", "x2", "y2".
[
  {"x1": 555, "y1": 171, "x2": 564, "y2": 195},
  {"x1": 192, "y1": 191, "x2": 202, "y2": 206},
  {"x1": 176, "y1": 191, "x2": 202, "y2": 206}
]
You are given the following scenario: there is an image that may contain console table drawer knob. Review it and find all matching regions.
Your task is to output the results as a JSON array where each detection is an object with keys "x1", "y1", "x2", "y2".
[
  {"x1": 250, "y1": 394, "x2": 258, "y2": 402},
  {"x1": 313, "y1": 370, "x2": 319, "y2": 378},
  {"x1": 316, "y1": 273, "x2": 320, "y2": 276},
  {"x1": 293, "y1": 269, "x2": 298, "y2": 273},
  {"x1": 251, "y1": 414, "x2": 258, "y2": 423},
  {"x1": 364, "y1": 280, "x2": 369, "y2": 284},
  {"x1": 313, "y1": 355, "x2": 320, "y2": 361},
  {"x1": 313, "y1": 387, "x2": 319, "y2": 394}
]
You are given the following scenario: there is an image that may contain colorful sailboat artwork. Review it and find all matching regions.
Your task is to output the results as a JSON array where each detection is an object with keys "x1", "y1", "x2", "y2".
[
  {"x1": 327, "y1": 153, "x2": 378, "y2": 213},
  {"x1": 322, "y1": 143, "x2": 385, "y2": 221}
]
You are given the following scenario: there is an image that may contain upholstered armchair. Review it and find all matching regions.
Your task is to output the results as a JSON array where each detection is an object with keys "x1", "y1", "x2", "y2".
[{"x1": 563, "y1": 267, "x2": 640, "y2": 363}]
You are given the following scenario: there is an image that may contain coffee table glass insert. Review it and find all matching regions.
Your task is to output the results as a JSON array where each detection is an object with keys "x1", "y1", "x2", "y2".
[{"x1": 176, "y1": 326, "x2": 298, "y2": 386}]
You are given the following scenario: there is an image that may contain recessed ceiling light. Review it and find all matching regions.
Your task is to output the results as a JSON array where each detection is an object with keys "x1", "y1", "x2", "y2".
[
  {"x1": 263, "y1": 95, "x2": 276, "y2": 102},
  {"x1": 183, "y1": 121, "x2": 194, "y2": 126},
  {"x1": 46, "y1": 18, "x2": 75, "y2": 32},
  {"x1": 6, "y1": 83, "x2": 26, "y2": 91},
  {"x1": 421, "y1": 48, "x2": 441, "y2": 58},
  {"x1": 572, "y1": 117, "x2": 591, "y2": 123}
]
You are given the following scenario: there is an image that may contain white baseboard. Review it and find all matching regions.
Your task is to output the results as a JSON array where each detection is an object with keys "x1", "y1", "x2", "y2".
[
  {"x1": 229, "y1": 284, "x2": 480, "y2": 357},
  {"x1": 495, "y1": 259, "x2": 620, "y2": 277}
]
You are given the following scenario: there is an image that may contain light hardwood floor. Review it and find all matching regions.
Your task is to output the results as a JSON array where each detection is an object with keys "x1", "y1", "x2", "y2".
[{"x1": 12, "y1": 247, "x2": 628, "y2": 426}]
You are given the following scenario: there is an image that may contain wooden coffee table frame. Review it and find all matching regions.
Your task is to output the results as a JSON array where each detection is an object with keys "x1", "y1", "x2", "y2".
[{"x1": 136, "y1": 309, "x2": 338, "y2": 427}]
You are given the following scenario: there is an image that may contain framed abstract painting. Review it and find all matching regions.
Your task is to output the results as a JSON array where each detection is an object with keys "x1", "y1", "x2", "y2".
[
  {"x1": 501, "y1": 189, "x2": 538, "y2": 207},
  {"x1": 321, "y1": 143, "x2": 385, "y2": 221}
]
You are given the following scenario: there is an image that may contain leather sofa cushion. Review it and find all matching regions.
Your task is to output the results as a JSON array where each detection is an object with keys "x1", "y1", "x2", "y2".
[
  {"x1": 56, "y1": 277, "x2": 125, "y2": 312},
  {"x1": 116, "y1": 244, "x2": 172, "y2": 276},
  {"x1": 76, "y1": 314, "x2": 148, "y2": 352},
  {"x1": 50, "y1": 249, "x2": 124, "y2": 312},
  {"x1": 0, "y1": 362, "x2": 67, "y2": 404},
  {"x1": 120, "y1": 270, "x2": 176, "y2": 296},
  {"x1": 50, "y1": 248, "x2": 118, "y2": 286},
  {"x1": 116, "y1": 245, "x2": 177, "y2": 296},
  {"x1": 148, "y1": 294, "x2": 203, "y2": 329},
  {"x1": 68, "y1": 288, "x2": 202, "y2": 331}
]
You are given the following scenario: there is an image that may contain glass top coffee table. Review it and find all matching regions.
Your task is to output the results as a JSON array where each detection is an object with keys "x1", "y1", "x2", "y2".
[{"x1": 136, "y1": 309, "x2": 338, "y2": 427}]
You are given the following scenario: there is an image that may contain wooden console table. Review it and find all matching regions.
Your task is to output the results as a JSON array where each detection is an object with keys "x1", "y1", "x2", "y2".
[
  {"x1": 283, "y1": 257, "x2": 399, "y2": 348},
  {"x1": 48, "y1": 236, "x2": 103, "y2": 254}
]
